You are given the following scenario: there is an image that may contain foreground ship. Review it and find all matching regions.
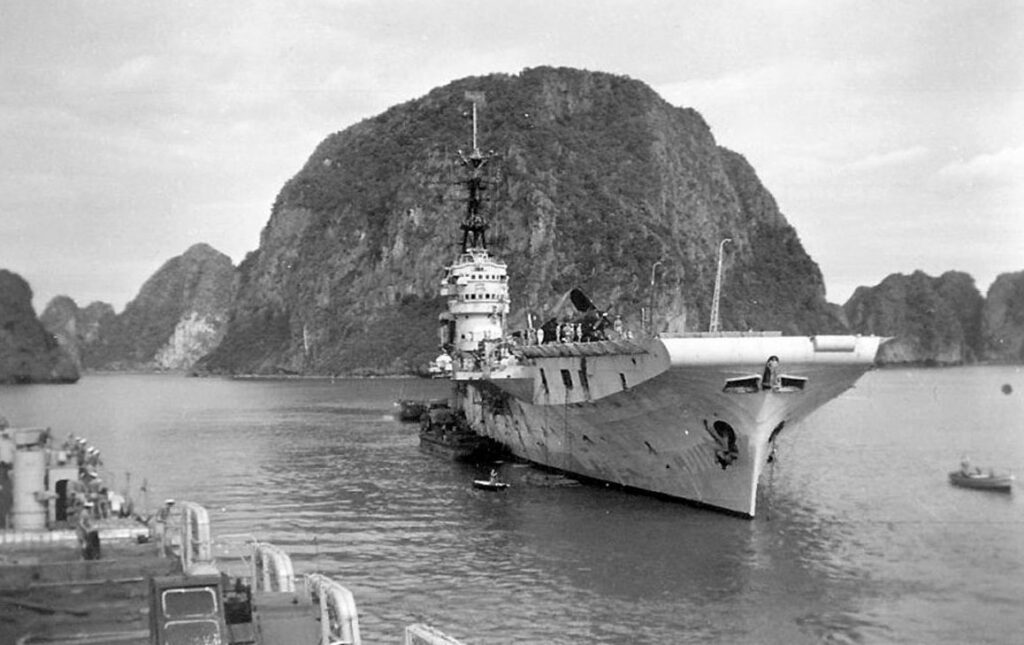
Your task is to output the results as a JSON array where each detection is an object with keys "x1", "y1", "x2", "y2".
[
  {"x1": 431, "y1": 99, "x2": 884, "y2": 518},
  {"x1": 1, "y1": 425, "x2": 465, "y2": 644}
]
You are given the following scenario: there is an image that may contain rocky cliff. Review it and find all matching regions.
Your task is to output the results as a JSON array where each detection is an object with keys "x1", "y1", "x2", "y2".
[
  {"x1": 105, "y1": 243, "x2": 235, "y2": 370},
  {"x1": 980, "y1": 271, "x2": 1024, "y2": 362},
  {"x1": 843, "y1": 271, "x2": 986, "y2": 365},
  {"x1": 41, "y1": 244, "x2": 236, "y2": 371},
  {"x1": 200, "y1": 67, "x2": 845, "y2": 376},
  {"x1": 39, "y1": 296, "x2": 116, "y2": 370},
  {"x1": 0, "y1": 270, "x2": 79, "y2": 383}
]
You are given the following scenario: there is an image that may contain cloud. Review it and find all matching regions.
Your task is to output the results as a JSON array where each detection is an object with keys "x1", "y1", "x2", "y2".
[
  {"x1": 102, "y1": 55, "x2": 161, "y2": 91},
  {"x1": 845, "y1": 146, "x2": 930, "y2": 173},
  {"x1": 937, "y1": 146, "x2": 1024, "y2": 185},
  {"x1": 2, "y1": 0, "x2": 1020, "y2": 313},
  {"x1": 657, "y1": 58, "x2": 889, "y2": 111}
]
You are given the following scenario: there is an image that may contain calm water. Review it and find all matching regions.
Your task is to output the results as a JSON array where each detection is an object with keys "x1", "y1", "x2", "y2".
[{"x1": 2, "y1": 368, "x2": 1022, "y2": 643}]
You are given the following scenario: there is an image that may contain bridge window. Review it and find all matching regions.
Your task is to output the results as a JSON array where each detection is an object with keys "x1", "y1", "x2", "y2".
[
  {"x1": 540, "y1": 369, "x2": 549, "y2": 394},
  {"x1": 158, "y1": 587, "x2": 222, "y2": 645},
  {"x1": 163, "y1": 587, "x2": 217, "y2": 618},
  {"x1": 164, "y1": 620, "x2": 222, "y2": 644}
]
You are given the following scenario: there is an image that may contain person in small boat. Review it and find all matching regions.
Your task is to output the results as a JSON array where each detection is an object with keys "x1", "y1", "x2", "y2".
[
  {"x1": 960, "y1": 458, "x2": 983, "y2": 477},
  {"x1": 489, "y1": 469, "x2": 499, "y2": 483}
]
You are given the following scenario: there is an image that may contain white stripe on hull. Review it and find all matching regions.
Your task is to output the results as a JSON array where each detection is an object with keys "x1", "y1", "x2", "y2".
[{"x1": 457, "y1": 335, "x2": 882, "y2": 517}]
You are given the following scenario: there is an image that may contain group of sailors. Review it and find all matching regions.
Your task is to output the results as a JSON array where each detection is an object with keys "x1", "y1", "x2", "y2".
[
  {"x1": 60, "y1": 434, "x2": 133, "y2": 542},
  {"x1": 58, "y1": 433, "x2": 103, "y2": 471},
  {"x1": 535, "y1": 314, "x2": 632, "y2": 345}
]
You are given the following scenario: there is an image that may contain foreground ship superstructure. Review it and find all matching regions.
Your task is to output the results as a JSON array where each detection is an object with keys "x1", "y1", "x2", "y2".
[{"x1": 434, "y1": 99, "x2": 883, "y2": 517}]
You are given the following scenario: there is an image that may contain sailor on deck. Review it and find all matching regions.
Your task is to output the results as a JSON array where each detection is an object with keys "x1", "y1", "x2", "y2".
[{"x1": 77, "y1": 500, "x2": 100, "y2": 560}]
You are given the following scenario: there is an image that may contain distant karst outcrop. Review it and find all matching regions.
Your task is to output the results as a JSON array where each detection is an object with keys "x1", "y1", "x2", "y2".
[
  {"x1": 199, "y1": 66, "x2": 847, "y2": 376},
  {"x1": 843, "y1": 271, "x2": 987, "y2": 365},
  {"x1": 24, "y1": 68, "x2": 1022, "y2": 375},
  {"x1": 0, "y1": 270, "x2": 79, "y2": 383},
  {"x1": 40, "y1": 296, "x2": 116, "y2": 370},
  {"x1": 41, "y1": 244, "x2": 236, "y2": 371},
  {"x1": 980, "y1": 270, "x2": 1024, "y2": 362}
]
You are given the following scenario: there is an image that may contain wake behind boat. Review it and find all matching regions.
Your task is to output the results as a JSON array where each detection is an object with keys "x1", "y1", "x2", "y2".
[
  {"x1": 418, "y1": 399, "x2": 505, "y2": 462},
  {"x1": 426, "y1": 94, "x2": 885, "y2": 518}
]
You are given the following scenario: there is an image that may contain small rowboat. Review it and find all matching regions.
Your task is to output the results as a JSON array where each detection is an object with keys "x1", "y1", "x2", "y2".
[
  {"x1": 948, "y1": 470, "x2": 1014, "y2": 492},
  {"x1": 473, "y1": 479, "x2": 510, "y2": 491}
]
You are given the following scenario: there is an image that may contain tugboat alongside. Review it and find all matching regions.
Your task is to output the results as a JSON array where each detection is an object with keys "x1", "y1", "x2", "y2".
[
  {"x1": 419, "y1": 399, "x2": 504, "y2": 462},
  {"x1": 427, "y1": 96, "x2": 885, "y2": 518},
  {"x1": 395, "y1": 398, "x2": 429, "y2": 422},
  {"x1": 0, "y1": 422, "x2": 466, "y2": 644}
]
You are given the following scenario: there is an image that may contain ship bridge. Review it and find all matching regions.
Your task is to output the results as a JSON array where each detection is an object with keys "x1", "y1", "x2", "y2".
[{"x1": 439, "y1": 248, "x2": 510, "y2": 352}]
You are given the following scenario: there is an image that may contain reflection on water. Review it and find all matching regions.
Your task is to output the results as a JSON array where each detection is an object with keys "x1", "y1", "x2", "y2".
[{"x1": 1, "y1": 367, "x2": 1022, "y2": 643}]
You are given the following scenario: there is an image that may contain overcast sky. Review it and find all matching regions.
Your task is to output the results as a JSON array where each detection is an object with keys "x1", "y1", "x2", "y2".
[{"x1": 2, "y1": 0, "x2": 1021, "y2": 313}]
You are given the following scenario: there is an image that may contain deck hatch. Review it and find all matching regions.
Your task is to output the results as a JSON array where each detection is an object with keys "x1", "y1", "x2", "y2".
[{"x1": 560, "y1": 369, "x2": 573, "y2": 389}]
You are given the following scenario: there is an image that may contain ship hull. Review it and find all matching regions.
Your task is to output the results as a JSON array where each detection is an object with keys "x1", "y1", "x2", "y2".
[{"x1": 455, "y1": 334, "x2": 882, "y2": 517}]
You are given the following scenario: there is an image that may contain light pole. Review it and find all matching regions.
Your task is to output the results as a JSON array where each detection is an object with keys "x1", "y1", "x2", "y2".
[
  {"x1": 648, "y1": 260, "x2": 663, "y2": 336},
  {"x1": 709, "y1": 238, "x2": 731, "y2": 333}
]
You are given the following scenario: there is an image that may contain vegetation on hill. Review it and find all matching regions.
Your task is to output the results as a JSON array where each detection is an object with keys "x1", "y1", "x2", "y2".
[
  {"x1": 39, "y1": 244, "x2": 235, "y2": 371},
  {"x1": 39, "y1": 295, "x2": 116, "y2": 370},
  {"x1": 980, "y1": 271, "x2": 1024, "y2": 362},
  {"x1": 15, "y1": 68, "x2": 1024, "y2": 375},
  {"x1": 0, "y1": 270, "x2": 78, "y2": 383},
  {"x1": 201, "y1": 67, "x2": 845, "y2": 375},
  {"x1": 843, "y1": 271, "x2": 986, "y2": 365}
]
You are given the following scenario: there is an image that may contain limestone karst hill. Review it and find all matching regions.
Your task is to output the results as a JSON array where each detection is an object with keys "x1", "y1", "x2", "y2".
[
  {"x1": 843, "y1": 270, "x2": 1024, "y2": 366},
  {"x1": 16, "y1": 68, "x2": 1023, "y2": 378},
  {"x1": 980, "y1": 271, "x2": 1024, "y2": 362},
  {"x1": 0, "y1": 270, "x2": 78, "y2": 383},
  {"x1": 41, "y1": 243, "x2": 236, "y2": 372},
  {"x1": 199, "y1": 66, "x2": 845, "y2": 376},
  {"x1": 843, "y1": 271, "x2": 984, "y2": 365}
]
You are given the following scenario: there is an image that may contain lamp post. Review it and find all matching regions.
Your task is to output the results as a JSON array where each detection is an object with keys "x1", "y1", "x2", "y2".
[
  {"x1": 648, "y1": 260, "x2": 663, "y2": 336},
  {"x1": 709, "y1": 238, "x2": 731, "y2": 333}
]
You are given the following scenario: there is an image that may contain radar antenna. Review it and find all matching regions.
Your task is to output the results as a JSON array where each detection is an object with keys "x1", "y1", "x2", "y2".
[{"x1": 457, "y1": 92, "x2": 497, "y2": 252}]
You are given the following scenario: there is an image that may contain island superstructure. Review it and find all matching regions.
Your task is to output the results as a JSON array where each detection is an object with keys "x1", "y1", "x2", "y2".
[{"x1": 433, "y1": 98, "x2": 884, "y2": 517}]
